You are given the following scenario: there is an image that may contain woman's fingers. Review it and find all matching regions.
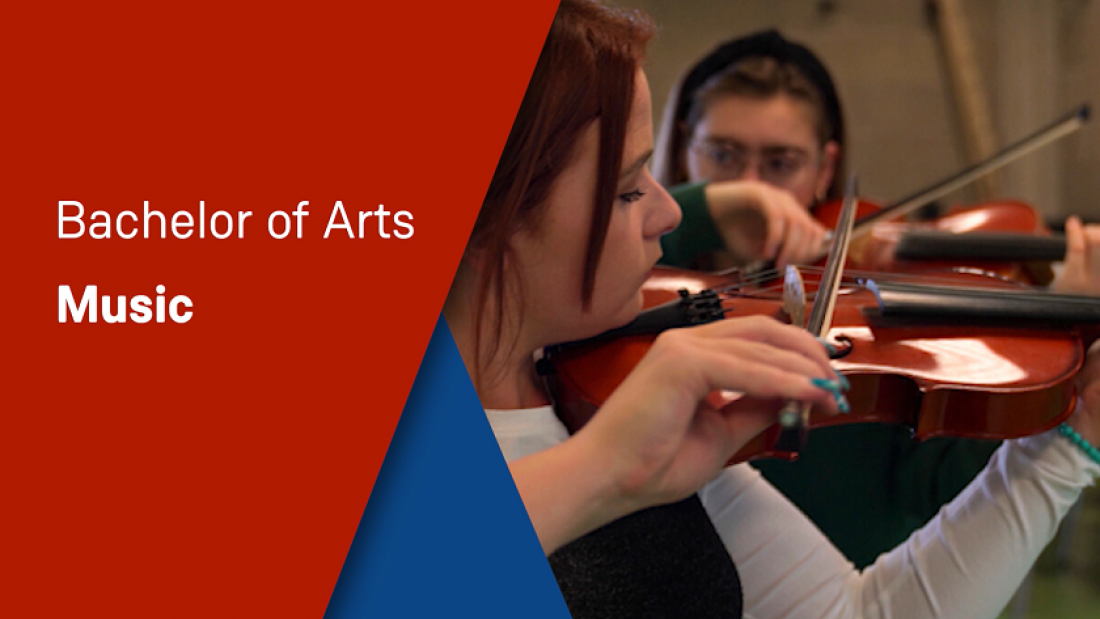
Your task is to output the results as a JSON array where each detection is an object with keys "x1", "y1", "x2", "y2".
[
  {"x1": 775, "y1": 220, "x2": 803, "y2": 268},
  {"x1": 698, "y1": 345, "x2": 842, "y2": 412},
  {"x1": 1060, "y1": 216, "x2": 1086, "y2": 290},
  {"x1": 785, "y1": 218, "x2": 825, "y2": 267},
  {"x1": 648, "y1": 321, "x2": 843, "y2": 414},
  {"x1": 1065, "y1": 215, "x2": 1085, "y2": 259},
  {"x1": 1069, "y1": 341, "x2": 1100, "y2": 445},
  {"x1": 1053, "y1": 216, "x2": 1100, "y2": 294},
  {"x1": 706, "y1": 338, "x2": 828, "y2": 384},
  {"x1": 801, "y1": 221, "x2": 831, "y2": 264},
  {"x1": 763, "y1": 202, "x2": 787, "y2": 260},
  {"x1": 1084, "y1": 224, "x2": 1100, "y2": 277},
  {"x1": 707, "y1": 180, "x2": 827, "y2": 265},
  {"x1": 691, "y1": 316, "x2": 835, "y2": 378},
  {"x1": 771, "y1": 199, "x2": 828, "y2": 267},
  {"x1": 594, "y1": 315, "x2": 849, "y2": 509},
  {"x1": 712, "y1": 395, "x2": 790, "y2": 446}
]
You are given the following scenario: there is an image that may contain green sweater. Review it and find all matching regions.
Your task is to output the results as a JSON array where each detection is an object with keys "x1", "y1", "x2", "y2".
[{"x1": 660, "y1": 181, "x2": 1001, "y2": 568}]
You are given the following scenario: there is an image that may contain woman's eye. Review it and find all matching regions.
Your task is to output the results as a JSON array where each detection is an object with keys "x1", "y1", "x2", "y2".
[
  {"x1": 618, "y1": 189, "x2": 646, "y2": 203},
  {"x1": 765, "y1": 155, "x2": 801, "y2": 177},
  {"x1": 710, "y1": 147, "x2": 738, "y2": 166}
]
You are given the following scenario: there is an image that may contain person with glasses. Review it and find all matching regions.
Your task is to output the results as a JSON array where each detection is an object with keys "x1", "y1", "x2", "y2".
[
  {"x1": 691, "y1": 137, "x2": 816, "y2": 187},
  {"x1": 456, "y1": 3, "x2": 1100, "y2": 615},
  {"x1": 652, "y1": 30, "x2": 839, "y2": 270},
  {"x1": 649, "y1": 29, "x2": 1100, "y2": 569}
]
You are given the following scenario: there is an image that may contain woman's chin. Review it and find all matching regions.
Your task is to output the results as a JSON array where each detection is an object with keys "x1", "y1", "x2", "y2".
[
  {"x1": 610, "y1": 290, "x2": 647, "y2": 328},
  {"x1": 560, "y1": 290, "x2": 647, "y2": 344}
]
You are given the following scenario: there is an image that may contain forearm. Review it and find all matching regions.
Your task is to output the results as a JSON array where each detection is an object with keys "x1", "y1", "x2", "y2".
[
  {"x1": 509, "y1": 432, "x2": 637, "y2": 556},
  {"x1": 702, "y1": 429, "x2": 1099, "y2": 619},
  {"x1": 854, "y1": 430, "x2": 1099, "y2": 618}
]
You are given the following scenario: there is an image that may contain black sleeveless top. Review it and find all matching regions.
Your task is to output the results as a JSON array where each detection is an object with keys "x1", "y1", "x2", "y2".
[{"x1": 548, "y1": 494, "x2": 743, "y2": 618}]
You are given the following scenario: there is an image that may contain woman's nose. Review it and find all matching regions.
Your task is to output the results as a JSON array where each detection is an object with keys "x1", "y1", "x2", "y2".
[
  {"x1": 738, "y1": 162, "x2": 761, "y2": 182},
  {"x1": 646, "y1": 180, "x2": 683, "y2": 239}
]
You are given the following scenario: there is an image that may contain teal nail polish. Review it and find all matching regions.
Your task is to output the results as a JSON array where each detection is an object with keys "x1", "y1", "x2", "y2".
[
  {"x1": 810, "y1": 377, "x2": 841, "y2": 393},
  {"x1": 838, "y1": 394, "x2": 851, "y2": 414},
  {"x1": 834, "y1": 371, "x2": 851, "y2": 391}
]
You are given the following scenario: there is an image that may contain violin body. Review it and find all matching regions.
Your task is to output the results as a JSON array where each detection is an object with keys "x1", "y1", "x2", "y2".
[
  {"x1": 813, "y1": 198, "x2": 1053, "y2": 284},
  {"x1": 542, "y1": 266, "x2": 1082, "y2": 463}
]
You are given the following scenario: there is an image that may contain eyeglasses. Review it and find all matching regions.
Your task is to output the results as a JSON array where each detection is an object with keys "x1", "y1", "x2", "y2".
[{"x1": 688, "y1": 137, "x2": 814, "y2": 185}]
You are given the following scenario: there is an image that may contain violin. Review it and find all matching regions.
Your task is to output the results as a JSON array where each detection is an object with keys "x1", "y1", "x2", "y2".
[
  {"x1": 808, "y1": 104, "x2": 1089, "y2": 282},
  {"x1": 539, "y1": 265, "x2": 1098, "y2": 464},
  {"x1": 815, "y1": 199, "x2": 1052, "y2": 283},
  {"x1": 542, "y1": 105, "x2": 1093, "y2": 463}
]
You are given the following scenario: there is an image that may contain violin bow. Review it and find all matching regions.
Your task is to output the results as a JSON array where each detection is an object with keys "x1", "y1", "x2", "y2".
[
  {"x1": 741, "y1": 104, "x2": 1089, "y2": 276},
  {"x1": 851, "y1": 103, "x2": 1090, "y2": 235},
  {"x1": 774, "y1": 174, "x2": 860, "y2": 450}
]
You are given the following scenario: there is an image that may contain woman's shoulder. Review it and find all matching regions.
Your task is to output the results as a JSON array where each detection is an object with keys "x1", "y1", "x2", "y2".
[{"x1": 485, "y1": 406, "x2": 570, "y2": 462}]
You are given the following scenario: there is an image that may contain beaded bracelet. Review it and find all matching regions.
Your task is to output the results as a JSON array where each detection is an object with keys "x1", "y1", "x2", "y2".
[{"x1": 1057, "y1": 423, "x2": 1100, "y2": 465}]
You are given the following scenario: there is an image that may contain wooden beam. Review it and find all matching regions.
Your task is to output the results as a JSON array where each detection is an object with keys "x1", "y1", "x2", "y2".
[{"x1": 934, "y1": 0, "x2": 1000, "y2": 199}]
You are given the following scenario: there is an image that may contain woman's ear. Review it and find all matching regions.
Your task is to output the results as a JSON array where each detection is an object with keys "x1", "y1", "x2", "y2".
[{"x1": 815, "y1": 140, "x2": 840, "y2": 200}]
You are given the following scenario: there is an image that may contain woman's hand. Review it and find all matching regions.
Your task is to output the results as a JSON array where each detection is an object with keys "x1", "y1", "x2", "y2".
[
  {"x1": 513, "y1": 316, "x2": 846, "y2": 555},
  {"x1": 1071, "y1": 340, "x2": 1100, "y2": 446},
  {"x1": 705, "y1": 180, "x2": 830, "y2": 268},
  {"x1": 1050, "y1": 216, "x2": 1100, "y2": 295},
  {"x1": 580, "y1": 316, "x2": 842, "y2": 511},
  {"x1": 1014, "y1": 215, "x2": 1100, "y2": 445}
]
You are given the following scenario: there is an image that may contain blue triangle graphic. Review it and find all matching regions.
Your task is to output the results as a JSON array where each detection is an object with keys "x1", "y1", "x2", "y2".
[{"x1": 325, "y1": 315, "x2": 570, "y2": 618}]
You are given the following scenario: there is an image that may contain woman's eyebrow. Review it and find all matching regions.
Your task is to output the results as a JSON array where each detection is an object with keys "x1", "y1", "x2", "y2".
[
  {"x1": 762, "y1": 145, "x2": 810, "y2": 157},
  {"x1": 699, "y1": 135, "x2": 745, "y2": 147},
  {"x1": 620, "y1": 149, "x2": 654, "y2": 179},
  {"x1": 700, "y1": 136, "x2": 809, "y2": 156}
]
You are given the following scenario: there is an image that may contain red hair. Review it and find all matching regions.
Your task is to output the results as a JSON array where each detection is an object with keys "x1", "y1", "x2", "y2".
[{"x1": 467, "y1": 0, "x2": 655, "y2": 368}]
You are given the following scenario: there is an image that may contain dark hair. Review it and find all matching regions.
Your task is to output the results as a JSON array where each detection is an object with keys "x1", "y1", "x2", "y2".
[
  {"x1": 652, "y1": 30, "x2": 846, "y2": 199},
  {"x1": 466, "y1": 0, "x2": 655, "y2": 371}
]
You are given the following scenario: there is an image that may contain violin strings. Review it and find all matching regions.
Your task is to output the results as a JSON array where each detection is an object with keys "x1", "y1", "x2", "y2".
[{"x1": 705, "y1": 263, "x2": 1050, "y2": 302}]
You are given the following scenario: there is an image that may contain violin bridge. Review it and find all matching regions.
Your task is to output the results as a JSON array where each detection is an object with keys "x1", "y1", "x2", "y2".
[{"x1": 782, "y1": 265, "x2": 807, "y2": 328}]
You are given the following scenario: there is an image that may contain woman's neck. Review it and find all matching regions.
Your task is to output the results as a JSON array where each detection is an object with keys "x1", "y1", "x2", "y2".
[{"x1": 443, "y1": 263, "x2": 551, "y2": 410}]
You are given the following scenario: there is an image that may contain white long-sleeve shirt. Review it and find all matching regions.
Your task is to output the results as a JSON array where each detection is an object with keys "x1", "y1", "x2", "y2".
[{"x1": 487, "y1": 406, "x2": 1099, "y2": 619}]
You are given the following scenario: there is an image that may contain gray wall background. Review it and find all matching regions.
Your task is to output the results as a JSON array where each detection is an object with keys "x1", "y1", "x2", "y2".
[{"x1": 629, "y1": 0, "x2": 1100, "y2": 223}]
